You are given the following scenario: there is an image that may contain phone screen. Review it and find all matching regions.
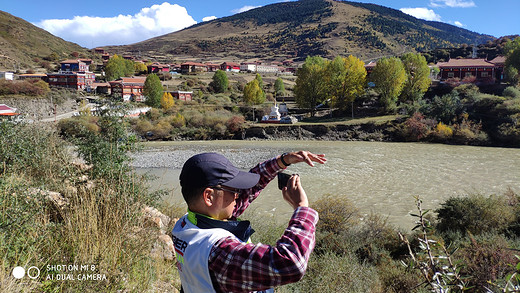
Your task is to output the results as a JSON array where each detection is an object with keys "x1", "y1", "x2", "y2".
[{"x1": 277, "y1": 172, "x2": 291, "y2": 190}]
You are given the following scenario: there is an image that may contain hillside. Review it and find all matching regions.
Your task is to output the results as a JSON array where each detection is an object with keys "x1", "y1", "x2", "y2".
[
  {"x1": 0, "y1": 11, "x2": 89, "y2": 71},
  {"x1": 104, "y1": 0, "x2": 494, "y2": 62}
]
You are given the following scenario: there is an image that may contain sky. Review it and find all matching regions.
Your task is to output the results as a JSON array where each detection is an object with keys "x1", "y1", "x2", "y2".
[{"x1": 1, "y1": 0, "x2": 519, "y2": 48}]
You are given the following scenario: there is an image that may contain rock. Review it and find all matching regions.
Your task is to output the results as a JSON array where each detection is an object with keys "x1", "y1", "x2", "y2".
[
  {"x1": 151, "y1": 234, "x2": 175, "y2": 260},
  {"x1": 143, "y1": 206, "x2": 171, "y2": 234},
  {"x1": 28, "y1": 188, "x2": 69, "y2": 222}
]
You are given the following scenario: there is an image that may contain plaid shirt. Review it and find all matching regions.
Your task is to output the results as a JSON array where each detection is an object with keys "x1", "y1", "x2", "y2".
[{"x1": 208, "y1": 157, "x2": 319, "y2": 292}]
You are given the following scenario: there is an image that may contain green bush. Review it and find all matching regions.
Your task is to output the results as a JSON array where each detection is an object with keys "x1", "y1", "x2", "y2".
[
  {"x1": 435, "y1": 194, "x2": 517, "y2": 236},
  {"x1": 503, "y1": 86, "x2": 520, "y2": 99},
  {"x1": 313, "y1": 195, "x2": 359, "y2": 234}
]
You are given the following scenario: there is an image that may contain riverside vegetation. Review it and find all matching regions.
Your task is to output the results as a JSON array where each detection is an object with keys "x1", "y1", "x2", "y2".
[{"x1": 1, "y1": 117, "x2": 520, "y2": 292}]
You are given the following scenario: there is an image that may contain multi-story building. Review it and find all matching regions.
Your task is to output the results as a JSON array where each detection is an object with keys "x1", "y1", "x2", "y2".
[
  {"x1": 109, "y1": 77, "x2": 146, "y2": 102},
  {"x1": 47, "y1": 59, "x2": 95, "y2": 90}
]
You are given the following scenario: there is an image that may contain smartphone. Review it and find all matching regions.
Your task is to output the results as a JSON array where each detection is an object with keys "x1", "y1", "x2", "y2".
[{"x1": 277, "y1": 172, "x2": 292, "y2": 190}]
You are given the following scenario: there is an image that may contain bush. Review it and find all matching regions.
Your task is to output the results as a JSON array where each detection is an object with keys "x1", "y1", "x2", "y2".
[
  {"x1": 398, "y1": 112, "x2": 435, "y2": 141},
  {"x1": 503, "y1": 86, "x2": 520, "y2": 99},
  {"x1": 435, "y1": 194, "x2": 517, "y2": 236},
  {"x1": 429, "y1": 122, "x2": 453, "y2": 141},
  {"x1": 313, "y1": 195, "x2": 359, "y2": 234}
]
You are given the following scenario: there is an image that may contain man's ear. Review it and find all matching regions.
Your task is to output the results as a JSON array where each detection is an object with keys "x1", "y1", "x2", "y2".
[{"x1": 202, "y1": 187, "x2": 214, "y2": 207}]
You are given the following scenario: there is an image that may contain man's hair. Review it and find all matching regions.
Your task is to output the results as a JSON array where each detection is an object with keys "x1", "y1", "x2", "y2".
[{"x1": 181, "y1": 185, "x2": 206, "y2": 206}]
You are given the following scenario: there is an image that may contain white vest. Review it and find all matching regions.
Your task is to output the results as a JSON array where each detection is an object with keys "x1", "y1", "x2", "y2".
[{"x1": 172, "y1": 214, "x2": 234, "y2": 293}]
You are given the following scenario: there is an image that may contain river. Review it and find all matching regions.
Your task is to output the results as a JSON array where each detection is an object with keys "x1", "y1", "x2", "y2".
[{"x1": 132, "y1": 140, "x2": 520, "y2": 230}]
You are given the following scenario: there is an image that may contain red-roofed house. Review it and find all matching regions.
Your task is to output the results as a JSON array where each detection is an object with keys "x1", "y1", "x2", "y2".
[
  {"x1": 109, "y1": 77, "x2": 147, "y2": 102},
  {"x1": 148, "y1": 63, "x2": 170, "y2": 74},
  {"x1": 181, "y1": 62, "x2": 207, "y2": 74},
  {"x1": 170, "y1": 91, "x2": 193, "y2": 101},
  {"x1": 205, "y1": 63, "x2": 220, "y2": 72},
  {"x1": 220, "y1": 62, "x2": 240, "y2": 72},
  {"x1": 47, "y1": 59, "x2": 95, "y2": 90},
  {"x1": 438, "y1": 58, "x2": 496, "y2": 83},
  {"x1": 0, "y1": 104, "x2": 19, "y2": 116}
]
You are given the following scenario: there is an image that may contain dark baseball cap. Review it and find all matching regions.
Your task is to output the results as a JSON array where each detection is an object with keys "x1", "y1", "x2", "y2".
[{"x1": 180, "y1": 153, "x2": 260, "y2": 190}]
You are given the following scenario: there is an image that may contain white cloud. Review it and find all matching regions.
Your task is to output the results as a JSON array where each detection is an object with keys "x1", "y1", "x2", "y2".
[
  {"x1": 202, "y1": 16, "x2": 217, "y2": 22},
  {"x1": 231, "y1": 5, "x2": 261, "y2": 14},
  {"x1": 454, "y1": 21, "x2": 464, "y2": 27},
  {"x1": 36, "y1": 2, "x2": 197, "y2": 48},
  {"x1": 430, "y1": 0, "x2": 476, "y2": 8},
  {"x1": 400, "y1": 7, "x2": 442, "y2": 21}
]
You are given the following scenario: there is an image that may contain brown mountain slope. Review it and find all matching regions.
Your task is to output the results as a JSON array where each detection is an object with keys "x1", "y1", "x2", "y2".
[
  {"x1": 104, "y1": 0, "x2": 494, "y2": 62},
  {"x1": 0, "y1": 11, "x2": 89, "y2": 71}
]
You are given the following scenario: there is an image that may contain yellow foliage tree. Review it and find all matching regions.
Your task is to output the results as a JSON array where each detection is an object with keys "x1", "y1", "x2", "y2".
[{"x1": 160, "y1": 92, "x2": 174, "y2": 110}]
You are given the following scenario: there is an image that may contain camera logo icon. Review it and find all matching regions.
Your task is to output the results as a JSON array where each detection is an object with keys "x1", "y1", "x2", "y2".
[{"x1": 12, "y1": 266, "x2": 40, "y2": 279}]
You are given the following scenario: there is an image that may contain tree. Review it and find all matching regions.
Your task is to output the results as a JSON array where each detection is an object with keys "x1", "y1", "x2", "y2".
[
  {"x1": 400, "y1": 53, "x2": 431, "y2": 103},
  {"x1": 243, "y1": 79, "x2": 265, "y2": 121},
  {"x1": 243, "y1": 79, "x2": 265, "y2": 105},
  {"x1": 160, "y1": 92, "x2": 174, "y2": 110},
  {"x1": 210, "y1": 70, "x2": 229, "y2": 93},
  {"x1": 369, "y1": 57, "x2": 406, "y2": 113},
  {"x1": 135, "y1": 63, "x2": 148, "y2": 75},
  {"x1": 274, "y1": 77, "x2": 286, "y2": 98},
  {"x1": 504, "y1": 37, "x2": 520, "y2": 85},
  {"x1": 144, "y1": 74, "x2": 163, "y2": 108},
  {"x1": 255, "y1": 73, "x2": 264, "y2": 90},
  {"x1": 325, "y1": 55, "x2": 366, "y2": 113},
  {"x1": 105, "y1": 54, "x2": 135, "y2": 81},
  {"x1": 294, "y1": 56, "x2": 327, "y2": 117}
]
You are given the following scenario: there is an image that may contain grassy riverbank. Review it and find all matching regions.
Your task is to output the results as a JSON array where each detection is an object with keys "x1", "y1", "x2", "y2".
[{"x1": 1, "y1": 121, "x2": 519, "y2": 292}]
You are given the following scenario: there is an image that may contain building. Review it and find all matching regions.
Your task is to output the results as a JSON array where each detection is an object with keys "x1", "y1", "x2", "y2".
[
  {"x1": 364, "y1": 61, "x2": 377, "y2": 76},
  {"x1": 109, "y1": 77, "x2": 147, "y2": 102},
  {"x1": 170, "y1": 91, "x2": 193, "y2": 101},
  {"x1": 0, "y1": 72, "x2": 14, "y2": 80},
  {"x1": 438, "y1": 58, "x2": 497, "y2": 83},
  {"x1": 17, "y1": 73, "x2": 47, "y2": 81},
  {"x1": 181, "y1": 62, "x2": 208, "y2": 74},
  {"x1": 205, "y1": 63, "x2": 220, "y2": 72},
  {"x1": 220, "y1": 62, "x2": 240, "y2": 72},
  {"x1": 94, "y1": 48, "x2": 105, "y2": 54},
  {"x1": 0, "y1": 104, "x2": 19, "y2": 116},
  {"x1": 147, "y1": 63, "x2": 170, "y2": 74},
  {"x1": 256, "y1": 64, "x2": 280, "y2": 74},
  {"x1": 47, "y1": 59, "x2": 95, "y2": 90},
  {"x1": 47, "y1": 72, "x2": 93, "y2": 90},
  {"x1": 240, "y1": 63, "x2": 257, "y2": 73},
  {"x1": 91, "y1": 82, "x2": 111, "y2": 95}
]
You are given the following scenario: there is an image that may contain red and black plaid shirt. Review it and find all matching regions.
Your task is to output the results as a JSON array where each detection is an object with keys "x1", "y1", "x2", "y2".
[{"x1": 208, "y1": 157, "x2": 319, "y2": 292}]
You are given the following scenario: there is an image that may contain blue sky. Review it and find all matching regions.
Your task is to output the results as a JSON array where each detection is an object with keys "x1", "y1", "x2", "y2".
[{"x1": 1, "y1": 0, "x2": 518, "y2": 48}]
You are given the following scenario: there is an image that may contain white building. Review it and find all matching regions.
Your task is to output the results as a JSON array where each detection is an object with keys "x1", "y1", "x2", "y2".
[
  {"x1": 256, "y1": 65, "x2": 279, "y2": 74},
  {"x1": 0, "y1": 72, "x2": 14, "y2": 80},
  {"x1": 240, "y1": 63, "x2": 257, "y2": 73}
]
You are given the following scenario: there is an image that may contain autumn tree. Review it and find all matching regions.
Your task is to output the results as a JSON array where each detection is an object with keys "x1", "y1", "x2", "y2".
[
  {"x1": 243, "y1": 79, "x2": 265, "y2": 121},
  {"x1": 325, "y1": 55, "x2": 366, "y2": 113},
  {"x1": 243, "y1": 79, "x2": 265, "y2": 105},
  {"x1": 209, "y1": 70, "x2": 229, "y2": 93},
  {"x1": 294, "y1": 56, "x2": 327, "y2": 117},
  {"x1": 274, "y1": 77, "x2": 286, "y2": 98},
  {"x1": 255, "y1": 73, "x2": 264, "y2": 91},
  {"x1": 144, "y1": 74, "x2": 163, "y2": 108},
  {"x1": 400, "y1": 52, "x2": 431, "y2": 103},
  {"x1": 160, "y1": 92, "x2": 174, "y2": 110},
  {"x1": 134, "y1": 62, "x2": 148, "y2": 75},
  {"x1": 369, "y1": 57, "x2": 406, "y2": 113}
]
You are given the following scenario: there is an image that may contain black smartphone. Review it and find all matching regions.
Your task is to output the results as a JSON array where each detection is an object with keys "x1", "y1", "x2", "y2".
[{"x1": 277, "y1": 172, "x2": 291, "y2": 190}]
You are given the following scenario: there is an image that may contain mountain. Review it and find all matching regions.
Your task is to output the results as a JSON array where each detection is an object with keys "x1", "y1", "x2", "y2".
[
  {"x1": 104, "y1": 0, "x2": 494, "y2": 62},
  {"x1": 0, "y1": 11, "x2": 89, "y2": 71}
]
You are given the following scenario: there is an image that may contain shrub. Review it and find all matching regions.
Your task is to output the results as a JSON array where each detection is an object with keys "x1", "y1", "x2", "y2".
[
  {"x1": 456, "y1": 234, "x2": 518, "y2": 291},
  {"x1": 503, "y1": 86, "x2": 520, "y2": 99},
  {"x1": 225, "y1": 115, "x2": 246, "y2": 133},
  {"x1": 399, "y1": 112, "x2": 435, "y2": 141},
  {"x1": 430, "y1": 122, "x2": 453, "y2": 141},
  {"x1": 313, "y1": 195, "x2": 359, "y2": 234},
  {"x1": 435, "y1": 194, "x2": 517, "y2": 236}
]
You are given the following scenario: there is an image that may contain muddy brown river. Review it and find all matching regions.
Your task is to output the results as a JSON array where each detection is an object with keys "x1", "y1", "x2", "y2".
[{"x1": 132, "y1": 140, "x2": 520, "y2": 230}]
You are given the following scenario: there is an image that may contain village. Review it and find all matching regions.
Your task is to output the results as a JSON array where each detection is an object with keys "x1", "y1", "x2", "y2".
[{"x1": 0, "y1": 45, "x2": 509, "y2": 120}]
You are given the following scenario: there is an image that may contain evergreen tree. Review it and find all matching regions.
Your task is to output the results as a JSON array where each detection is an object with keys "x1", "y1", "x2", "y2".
[
  {"x1": 274, "y1": 77, "x2": 286, "y2": 98},
  {"x1": 144, "y1": 74, "x2": 163, "y2": 108},
  {"x1": 210, "y1": 70, "x2": 229, "y2": 93}
]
